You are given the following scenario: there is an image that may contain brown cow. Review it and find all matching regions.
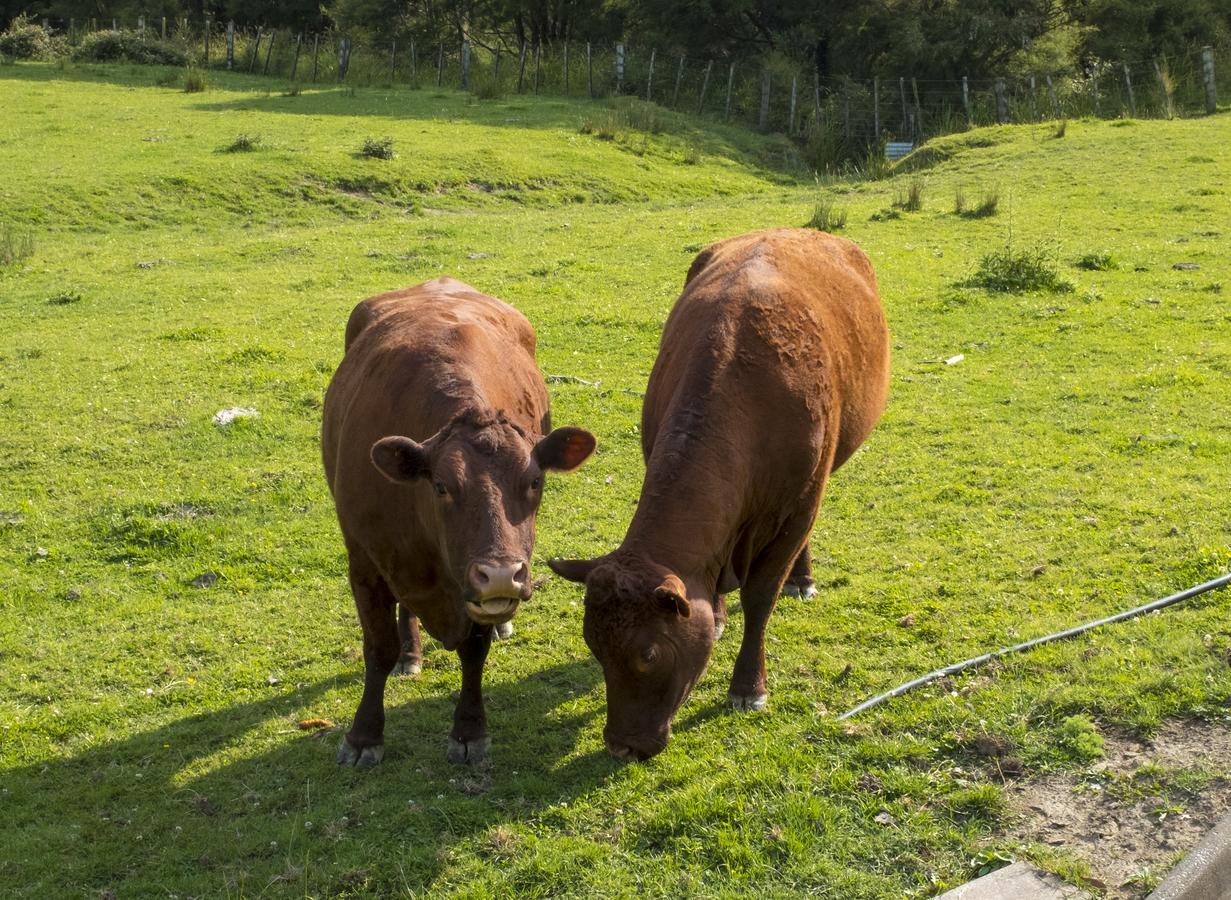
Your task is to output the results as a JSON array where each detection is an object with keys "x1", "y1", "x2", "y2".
[
  {"x1": 550, "y1": 229, "x2": 890, "y2": 760},
  {"x1": 322, "y1": 278, "x2": 595, "y2": 767}
]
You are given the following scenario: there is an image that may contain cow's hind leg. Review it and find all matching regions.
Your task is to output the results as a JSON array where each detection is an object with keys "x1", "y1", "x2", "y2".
[
  {"x1": 393, "y1": 604, "x2": 423, "y2": 677},
  {"x1": 338, "y1": 552, "x2": 400, "y2": 768},
  {"x1": 712, "y1": 592, "x2": 728, "y2": 640},
  {"x1": 781, "y1": 545, "x2": 817, "y2": 599},
  {"x1": 447, "y1": 623, "x2": 494, "y2": 765},
  {"x1": 727, "y1": 504, "x2": 819, "y2": 711}
]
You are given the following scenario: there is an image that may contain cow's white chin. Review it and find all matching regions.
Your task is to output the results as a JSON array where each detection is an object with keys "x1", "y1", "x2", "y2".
[{"x1": 466, "y1": 597, "x2": 520, "y2": 624}]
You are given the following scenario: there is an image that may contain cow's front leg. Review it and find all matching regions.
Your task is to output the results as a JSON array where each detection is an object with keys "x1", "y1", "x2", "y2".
[
  {"x1": 393, "y1": 604, "x2": 423, "y2": 676},
  {"x1": 447, "y1": 623, "x2": 493, "y2": 765},
  {"x1": 338, "y1": 563, "x2": 400, "y2": 768},
  {"x1": 712, "y1": 591, "x2": 728, "y2": 640},
  {"x1": 781, "y1": 545, "x2": 817, "y2": 599}
]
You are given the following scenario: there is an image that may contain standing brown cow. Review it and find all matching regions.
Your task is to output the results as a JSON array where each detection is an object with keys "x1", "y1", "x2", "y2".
[
  {"x1": 323, "y1": 278, "x2": 595, "y2": 767},
  {"x1": 550, "y1": 229, "x2": 890, "y2": 760}
]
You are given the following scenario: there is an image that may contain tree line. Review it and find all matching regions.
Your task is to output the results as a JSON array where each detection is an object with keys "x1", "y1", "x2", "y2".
[{"x1": 5, "y1": 0, "x2": 1230, "y2": 82}]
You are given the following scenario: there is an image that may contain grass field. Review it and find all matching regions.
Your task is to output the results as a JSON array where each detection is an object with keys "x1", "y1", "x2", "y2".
[{"x1": 1, "y1": 61, "x2": 1230, "y2": 897}]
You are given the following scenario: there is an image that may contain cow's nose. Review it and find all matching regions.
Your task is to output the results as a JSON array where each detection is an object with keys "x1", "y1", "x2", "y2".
[{"x1": 469, "y1": 560, "x2": 530, "y2": 599}]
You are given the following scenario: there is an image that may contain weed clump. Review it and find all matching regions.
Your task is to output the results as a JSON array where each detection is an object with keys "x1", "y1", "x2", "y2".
[
  {"x1": 965, "y1": 243, "x2": 1073, "y2": 293},
  {"x1": 892, "y1": 178, "x2": 924, "y2": 212},
  {"x1": 1056, "y1": 714, "x2": 1104, "y2": 761},
  {"x1": 1052, "y1": 120, "x2": 1067, "y2": 139},
  {"x1": 955, "y1": 185, "x2": 999, "y2": 218},
  {"x1": 1073, "y1": 251, "x2": 1117, "y2": 271},
  {"x1": 1, "y1": 225, "x2": 35, "y2": 266},
  {"x1": 224, "y1": 133, "x2": 262, "y2": 153},
  {"x1": 360, "y1": 136, "x2": 396, "y2": 160},
  {"x1": 47, "y1": 291, "x2": 82, "y2": 305},
  {"x1": 806, "y1": 195, "x2": 847, "y2": 232},
  {"x1": 184, "y1": 68, "x2": 207, "y2": 93}
]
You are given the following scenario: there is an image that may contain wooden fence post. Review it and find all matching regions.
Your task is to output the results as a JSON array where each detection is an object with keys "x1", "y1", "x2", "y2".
[
  {"x1": 813, "y1": 67, "x2": 821, "y2": 122},
  {"x1": 390, "y1": 39, "x2": 397, "y2": 83},
  {"x1": 758, "y1": 69, "x2": 770, "y2": 131},
  {"x1": 911, "y1": 77, "x2": 923, "y2": 135},
  {"x1": 994, "y1": 77, "x2": 1009, "y2": 123},
  {"x1": 789, "y1": 75, "x2": 798, "y2": 136},
  {"x1": 697, "y1": 59, "x2": 712, "y2": 113},
  {"x1": 615, "y1": 43, "x2": 625, "y2": 93},
  {"x1": 291, "y1": 33, "x2": 302, "y2": 80},
  {"x1": 312, "y1": 34, "x2": 320, "y2": 82},
  {"x1": 493, "y1": 46, "x2": 500, "y2": 88},
  {"x1": 533, "y1": 43, "x2": 541, "y2": 95},
  {"x1": 898, "y1": 77, "x2": 908, "y2": 134},
  {"x1": 672, "y1": 56, "x2": 684, "y2": 107},
  {"x1": 138, "y1": 15, "x2": 144, "y2": 35},
  {"x1": 1091, "y1": 71, "x2": 1101, "y2": 116},
  {"x1": 587, "y1": 43, "x2": 593, "y2": 98},
  {"x1": 516, "y1": 42, "x2": 526, "y2": 92},
  {"x1": 1152, "y1": 58, "x2": 1172, "y2": 119},
  {"x1": 1202, "y1": 46, "x2": 1217, "y2": 114},
  {"x1": 1122, "y1": 62, "x2": 1136, "y2": 116},
  {"x1": 1046, "y1": 74, "x2": 1060, "y2": 118},
  {"x1": 646, "y1": 48, "x2": 656, "y2": 100},
  {"x1": 961, "y1": 75, "x2": 972, "y2": 126},
  {"x1": 725, "y1": 62, "x2": 735, "y2": 121},
  {"x1": 842, "y1": 80, "x2": 850, "y2": 141},
  {"x1": 1029, "y1": 75, "x2": 1038, "y2": 120},
  {"x1": 225, "y1": 22, "x2": 234, "y2": 70},
  {"x1": 262, "y1": 31, "x2": 275, "y2": 76},
  {"x1": 410, "y1": 40, "x2": 417, "y2": 85},
  {"x1": 161, "y1": 16, "x2": 166, "y2": 38},
  {"x1": 203, "y1": 17, "x2": 211, "y2": 66},
  {"x1": 249, "y1": 30, "x2": 262, "y2": 72},
  {"x1": 461, "y1": 40, "x2": 470, "y2": 89},
  {"x1": 564, "y1": 43, "x2": 569, "y2": 93},
  {"x1": 873, "y1": 75, "x2": 881, "y2": 139}
]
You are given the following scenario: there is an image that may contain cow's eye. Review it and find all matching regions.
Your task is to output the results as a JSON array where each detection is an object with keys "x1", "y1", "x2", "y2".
[
  {"x1": 530, "y1": 476, "x2": 542, "y2": 492},
  {"x1": 642, "y1": 646, "x2": 659, "y2": 665},
  {"x1": 433, "y1": 480, "x2": 447, "y2": 497}
]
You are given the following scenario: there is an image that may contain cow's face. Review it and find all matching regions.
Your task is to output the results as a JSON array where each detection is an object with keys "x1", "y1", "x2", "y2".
[
  {"x1": 549, "y1": 556, "x2": 714, "y2": 760},
  {"x1": 372, "y1": 411, "x2": 594, "y2": 625}
]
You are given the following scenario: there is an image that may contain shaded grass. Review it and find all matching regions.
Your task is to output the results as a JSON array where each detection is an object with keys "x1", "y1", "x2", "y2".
[{"x1": 2, "y1": 62, "x2": 1231, "y2": 899}]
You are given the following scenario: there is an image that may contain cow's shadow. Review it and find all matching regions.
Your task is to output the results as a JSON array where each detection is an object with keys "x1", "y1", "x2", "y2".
[{"x1": 1, "y1": 653, "x2": 620, "y2": 896}]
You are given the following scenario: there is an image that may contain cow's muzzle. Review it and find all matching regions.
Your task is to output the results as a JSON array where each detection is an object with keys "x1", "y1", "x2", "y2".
[{"x1": 464, "y1": 559, "x2": 530, "y2": 623}]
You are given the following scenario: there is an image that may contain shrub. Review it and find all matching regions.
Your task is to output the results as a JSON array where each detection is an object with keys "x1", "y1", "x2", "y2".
[
  {"x1": 0, "y1": 14, "x2": 67, "y2": 60},
  {"x1": 965, "y1": 242, "x2": 1073, "y2": 293},
  {"x1": 224, "y1": 133, "x2": 262, "y2": 153},
  {"x1": 183, "y1": 68, "x2": 207, "y2": 93},
  {"x1": 1, "y1": 225, "x2": 35, "y2": 266},
  {"x1": 360, "y1": 136, "x2": 395, "y2": 160},
  {"x1": 893, "y1": 178, "x2": 924, "y2": 212},
  {"x1": 805, "y1": 195, "x2": 847, "y2": 231},
  {"x1": 1073, "y1": 251, "x2": 1117, "y2": 271},
  {"x1": 73, "y1": 30, "x2": 187, "y2": 66}
]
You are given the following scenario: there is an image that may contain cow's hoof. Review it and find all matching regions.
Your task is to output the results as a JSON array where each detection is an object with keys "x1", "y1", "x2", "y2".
[
  {"x1": 494, "y1": 621, "x2": 514, "y2": 641},
  {"x1": 726, "y1": 692, "x2": 768, "y2": 712},
  {"x1": 337, "y1": 738, "x2": 385, "y2": 768},
  {"x1": 781, "y1": 582, "x2": 817, "y2": 600},
  {"x1": 714, "y1": 620, "x2": 726, "y2": 640},
  {"x1": 447, "y1": 735, "x2": 491, "y2": 766},
  {"x1": 393, "y1": 659, "x2": 422, "y2": 677}
]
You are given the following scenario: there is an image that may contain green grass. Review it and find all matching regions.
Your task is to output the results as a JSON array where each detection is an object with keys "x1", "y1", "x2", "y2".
[{"x1": 2, "y1": 62, "x2": 1231, "y2": 898}]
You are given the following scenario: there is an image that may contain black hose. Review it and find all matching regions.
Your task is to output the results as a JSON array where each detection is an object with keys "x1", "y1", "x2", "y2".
[{"x1": 836, "y1": 570, "x2": 1231, "y2": 721}]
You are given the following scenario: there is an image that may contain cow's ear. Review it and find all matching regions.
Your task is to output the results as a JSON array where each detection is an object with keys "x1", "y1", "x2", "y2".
[
  {"x1": 547, "y1": 557, "x2": 598, "y2": 584},
  {"x1": 371, "y1": 436, "x2": 431, "y2": 483},
  {"x1": 533, "y1": 427, "x2": 596, "y2": 472},
  {"x1": 654, "y1": 575, "x2": 690, "y2": 618}
]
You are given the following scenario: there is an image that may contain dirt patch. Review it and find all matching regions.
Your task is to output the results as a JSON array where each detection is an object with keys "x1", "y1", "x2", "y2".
[{"x1": 1005, "y1": 720, "x2": 1231, "y2": 897}]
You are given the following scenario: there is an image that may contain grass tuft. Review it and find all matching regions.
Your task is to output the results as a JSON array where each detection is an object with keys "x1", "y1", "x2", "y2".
[
  {"x1": 892, "y1": 178, "x2": 924, "y2": 212},
  {"x1": 223, "y1": 132, "x2": 262, "y2": 153},
  {"x1": 1073, "y1": 251, "x2": 1118, "y2": 271},
  {"x1": 965, "y1": 242, "x2": 1073, "y2": 293},
  {"x1": 1, "y1": 224, "x2": 35, "y2": 265},
  {"x1": 183, "y1": 68, "x2": 207, "y2": 93},
  {"x1": 360, "y1": 135, "x2": 395, "y2": 160},
  {"x1": 805, "y1": 194, "x2": 847, "y2": 231}
]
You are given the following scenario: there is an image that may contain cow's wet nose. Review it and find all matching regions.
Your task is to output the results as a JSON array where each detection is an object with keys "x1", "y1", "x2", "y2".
[{"x1": 469, "y1": 560, "x2": 530, "y2": 599}]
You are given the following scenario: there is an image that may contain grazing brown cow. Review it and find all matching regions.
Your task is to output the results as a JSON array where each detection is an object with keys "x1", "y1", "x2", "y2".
[
  {"x1": 550, "y1": 229, "x2": 890, "y2": 760},
  {"x1": 322, "y1": 278, "x2": 595, "y2": 767}
]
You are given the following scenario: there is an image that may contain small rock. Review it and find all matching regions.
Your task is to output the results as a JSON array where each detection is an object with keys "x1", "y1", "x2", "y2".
[
  {"x1": 191, "y1": 571, "x2": 219, "y2": 589},
  {"x1": 34, "y1": 547, "x2": 49, "y2": 558},
  {"x1": 945, "y1": 354, "x2": 964, "y2": 366},
  {"x1": 1031, "y1": 564, "x2": 1047, "y2": 577},
  {"x1": 873, "y1": 810, "x2": 896, "y2": 826},
  {"x1": 857, "y1": 773, "x2": 884, "y2": 793},
  {"x1": 1172, "y1": 262, "x2": 1200, "y2": 270},
  {"x1": 266, "y1": 675, "x2": 280, "y2": 686},
  {"x1": 213, "y1": 407, "x2": 259, "y2": 426},
  {"x1": 466, "y1": 252, "x2": 491, "y2": 260},
  {"x1": 65, "y1": 589, "x2": 81, "y2": 601},
  {"x1": 898, "y1": 613, "x2": 916, "y2": 627}
]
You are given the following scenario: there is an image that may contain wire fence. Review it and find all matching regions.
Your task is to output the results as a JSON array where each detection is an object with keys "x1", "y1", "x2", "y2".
[{"x1": 48, "y1": 17, "x2": 1231, "y2": 152}]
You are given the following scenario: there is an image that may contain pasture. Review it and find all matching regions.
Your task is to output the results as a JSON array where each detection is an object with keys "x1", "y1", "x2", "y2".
[{"x1": 1, "y1": 62, "x2": 1230, "y2": 897}]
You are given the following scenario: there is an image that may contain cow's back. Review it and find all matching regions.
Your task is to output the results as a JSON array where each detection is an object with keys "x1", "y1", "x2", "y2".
[
  {"x1": 322, "y1": 279, "x2": 549, "y2": 551},
  {"x1": 643, "y1": 229, "x2": 889, "y2": 490}
]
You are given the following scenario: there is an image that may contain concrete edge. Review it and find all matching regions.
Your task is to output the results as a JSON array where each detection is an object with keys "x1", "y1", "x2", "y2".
[{"x1": 1147, "y1": 808, "x2": 1231, "y2": 900}]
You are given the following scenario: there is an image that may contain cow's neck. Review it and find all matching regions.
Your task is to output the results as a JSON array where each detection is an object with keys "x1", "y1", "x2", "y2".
[{"x1": 619, "y1": 426, "x2": 743, "y2": 596}]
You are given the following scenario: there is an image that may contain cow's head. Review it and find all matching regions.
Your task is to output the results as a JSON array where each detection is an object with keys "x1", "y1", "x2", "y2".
[
  {"x1": 372, "y1": 409, "x2": 594, "y2": 626},
  {"x1": 548, "y1": 554, "x2": 714, "y2": 760}
]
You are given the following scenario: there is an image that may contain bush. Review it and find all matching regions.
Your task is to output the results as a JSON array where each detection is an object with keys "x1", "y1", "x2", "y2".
[
  {"x1": 73, "y1": 30, "x2": 187, "y2": 66},
  {"x1": 184, "y1": 68, "x2": 207, "y2": 93},
  {"x1": 805, "y1": 194, "x2": 847, "y2": 231},
  {"x1": 1, "y1": 225, "x2": 35, "y2": 266},
  {"x1": 223, "y1": 133, "x2": 262, "y2": 153},
  {"x1": 0, "y1": 14, "x2": 67, "y2": 60},
  {"x1": 360, "y1": 136, "x2": 395, "y2": 160},
  {"x1": 965, "y1": 242, "x2": 1073, "y2": 293}
]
